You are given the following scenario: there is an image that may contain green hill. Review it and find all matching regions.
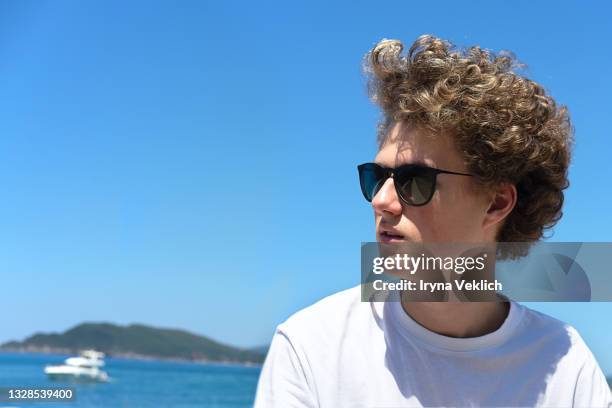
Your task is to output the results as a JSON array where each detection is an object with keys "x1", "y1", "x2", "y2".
[
  {"x1": 0, "y1": 322, "x2": 265, "y2": 364},
  {"x1": 248, "y1": 345, "x2": 269, "y2": 355}
]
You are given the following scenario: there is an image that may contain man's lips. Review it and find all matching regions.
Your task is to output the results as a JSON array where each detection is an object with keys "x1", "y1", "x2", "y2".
[{"x1": 379, "y1": 230, "x2": 405, "y2": 242}]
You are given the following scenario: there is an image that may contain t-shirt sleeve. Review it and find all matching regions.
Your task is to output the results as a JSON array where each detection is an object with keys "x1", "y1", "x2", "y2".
[
  {"x1": 254, "y1": 326, "x2": 317, "y2": 408},
  {"x1": 572, "y1": 349, "x2": 612, "y2": 408}
]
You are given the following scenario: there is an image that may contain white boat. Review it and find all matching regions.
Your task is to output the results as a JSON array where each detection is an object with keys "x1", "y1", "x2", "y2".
[{"x1": 44, "y1": 349, "x2": 109, "y2": 382}]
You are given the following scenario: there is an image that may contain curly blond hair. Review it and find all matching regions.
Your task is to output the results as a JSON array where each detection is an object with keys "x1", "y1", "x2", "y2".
[{"x1": 364, "y1": 35, "x2": 573, "y2": 244}]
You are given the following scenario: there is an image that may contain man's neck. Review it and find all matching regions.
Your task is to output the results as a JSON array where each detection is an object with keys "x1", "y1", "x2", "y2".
[{"x1": 400, "y1": 300, "x2": 510, "y2": 338}]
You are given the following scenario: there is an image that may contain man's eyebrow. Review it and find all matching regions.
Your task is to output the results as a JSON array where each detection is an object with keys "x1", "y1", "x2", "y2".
[{"x1": 374, "y1": 160, "x2": 429, "y2": 167}]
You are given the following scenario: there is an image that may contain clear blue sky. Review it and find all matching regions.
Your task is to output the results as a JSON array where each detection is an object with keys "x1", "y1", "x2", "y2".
[{"x1": 1, "y1": 0, "x2": 611, "y2": 374}]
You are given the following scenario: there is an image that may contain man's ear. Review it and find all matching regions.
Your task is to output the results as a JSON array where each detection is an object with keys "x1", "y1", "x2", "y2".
[{"x1": 483, "y1": 182, "x2": 517, "y2": 232}]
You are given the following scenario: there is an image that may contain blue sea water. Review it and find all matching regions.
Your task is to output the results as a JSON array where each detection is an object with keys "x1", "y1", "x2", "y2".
[{"x1": 0, "y1": 352, "x2": 261, "y2": 407}]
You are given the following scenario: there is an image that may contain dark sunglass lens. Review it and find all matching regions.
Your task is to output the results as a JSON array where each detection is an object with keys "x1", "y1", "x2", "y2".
[
  {"x1": 396, "y1": 168, "x2": 435, "y2": 205},
  {"x1": 358, "y1": 164, "x2": 386, "y2": 202}
]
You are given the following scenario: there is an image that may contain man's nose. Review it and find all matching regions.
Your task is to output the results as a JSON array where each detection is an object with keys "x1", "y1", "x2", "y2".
[{"x1": 371, "y1": 177, "x2": 403, "y2": 215}]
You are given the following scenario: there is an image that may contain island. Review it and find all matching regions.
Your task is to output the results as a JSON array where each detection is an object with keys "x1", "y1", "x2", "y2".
[{"x1": 0, "y1": 322, "x2": 266, "y2": 365}]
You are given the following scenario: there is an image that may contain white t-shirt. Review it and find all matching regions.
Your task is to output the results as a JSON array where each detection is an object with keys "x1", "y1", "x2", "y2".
[{"x1": 255, "y1": 285, "x2": 611, "y2": 407}]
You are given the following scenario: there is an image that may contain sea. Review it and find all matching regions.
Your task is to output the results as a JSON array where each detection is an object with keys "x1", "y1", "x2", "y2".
[{"x1": 0, "y1": 352, "x2": 261, "y2": 408}]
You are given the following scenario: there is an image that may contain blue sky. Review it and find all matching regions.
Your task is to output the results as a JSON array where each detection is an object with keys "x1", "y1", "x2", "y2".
[{"x1": 1, "y1": 0, "x2": 611, "y2": 373}]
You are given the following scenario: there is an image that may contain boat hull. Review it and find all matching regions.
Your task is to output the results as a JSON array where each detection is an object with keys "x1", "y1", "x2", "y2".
[{"x1": 44, "y1": 365, "x2": 109, "y2": 382}]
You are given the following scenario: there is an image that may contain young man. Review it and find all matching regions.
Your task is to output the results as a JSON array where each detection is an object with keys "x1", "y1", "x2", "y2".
[{"x1": 254, "y1": 35, "x2": 612, "y2": 407}]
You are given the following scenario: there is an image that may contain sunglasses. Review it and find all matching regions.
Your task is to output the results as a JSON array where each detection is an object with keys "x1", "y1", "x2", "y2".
[{"x1": 357, "y1": 162, "x2": 474, "y2": 206}]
